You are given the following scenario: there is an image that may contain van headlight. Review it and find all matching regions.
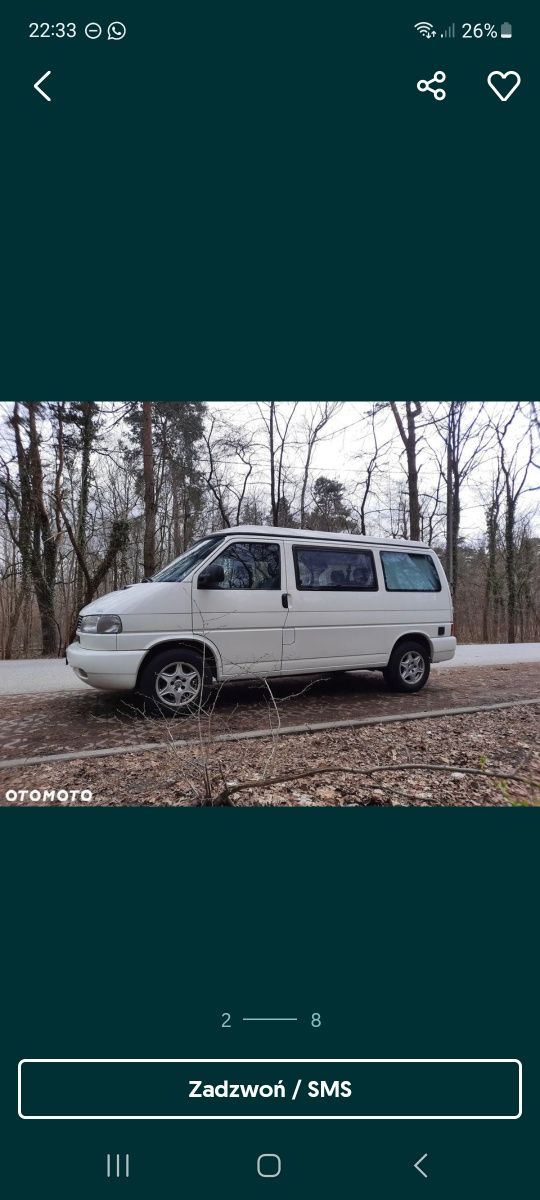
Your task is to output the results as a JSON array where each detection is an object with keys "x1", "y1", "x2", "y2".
[{"x1": 79, "y1": 614, "x2": 123, "y2": 634}]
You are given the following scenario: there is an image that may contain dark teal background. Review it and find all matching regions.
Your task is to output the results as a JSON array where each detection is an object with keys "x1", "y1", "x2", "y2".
[
  {"x1": 2, "y1": 2, "x2": 538, "y2": 1187},
  {"x1": 1, "y1": 810, "x2": 537, "y2": 1196},
  {"x1": 4, "y1": 4, "x2": 537, "y2": 401}
]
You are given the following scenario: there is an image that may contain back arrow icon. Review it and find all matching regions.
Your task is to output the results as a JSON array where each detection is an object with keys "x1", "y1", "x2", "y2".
[
  {"x1": 414, "y1": 1153, "x2": 428, "y2": 1179},
  {"x1": 34, "y1": 70, "x2": 52, "y2": 101}
]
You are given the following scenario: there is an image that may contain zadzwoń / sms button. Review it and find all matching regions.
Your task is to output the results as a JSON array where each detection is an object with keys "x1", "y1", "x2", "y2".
[{"x1": 18, "y1": 1058, "x2": 522, "y2": 1119}]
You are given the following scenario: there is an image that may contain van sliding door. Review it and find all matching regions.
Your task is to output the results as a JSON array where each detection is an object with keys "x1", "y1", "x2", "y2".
[{"x1": 282, "y1": 541, "x2": 388, "y2": 671}]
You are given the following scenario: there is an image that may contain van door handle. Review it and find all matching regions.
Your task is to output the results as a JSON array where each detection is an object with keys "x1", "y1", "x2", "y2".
[{"x1": 281, "y1": 592, "x2": 289, "y2": 609}]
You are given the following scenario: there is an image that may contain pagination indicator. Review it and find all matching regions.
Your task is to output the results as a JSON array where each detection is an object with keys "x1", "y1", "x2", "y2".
[{"x1": 18, "y1": 1058, "x2": 522, "y2": 1120}]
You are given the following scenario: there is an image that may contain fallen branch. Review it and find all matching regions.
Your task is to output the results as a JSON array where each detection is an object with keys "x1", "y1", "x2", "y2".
[{"x1": 216, "y1": 760, "x2": 532, "y2": 805}]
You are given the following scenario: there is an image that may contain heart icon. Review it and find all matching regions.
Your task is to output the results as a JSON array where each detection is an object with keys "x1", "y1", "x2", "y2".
[{"x1": 487, "y1": 70, "x2": 521, "y2": 101}]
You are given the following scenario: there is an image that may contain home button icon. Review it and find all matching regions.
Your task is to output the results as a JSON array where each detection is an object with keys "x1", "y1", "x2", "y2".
[{"x1": 257, "y1": 1153, "x2": 282, "y2": 1178}]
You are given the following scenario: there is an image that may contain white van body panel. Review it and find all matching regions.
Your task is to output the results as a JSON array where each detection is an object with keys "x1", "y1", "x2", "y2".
[
  {"x1": 77, "y1": 580, "x2": 193, "y2": 627},
  {"x1": 64, "y1": 642, "x2": 142, "y2": 690},
  {"x1": 68, "y1": 578, "x2": 200, "y2": 690},
  {"x1": 192, "y1": 538, "x2": 287, "y2": 677},
  {"x1": 66, "y1": 525, "x2": 456, "y2": 692},
  {"x1": 430, "y1": 636, "x2": 455, "y2": 663},
  {"x1": 282, "y1": 539, "x2": 384, "y2": 669},
  {"x1": 280, "y1": 539, "x2": 452, "y2": 671}
]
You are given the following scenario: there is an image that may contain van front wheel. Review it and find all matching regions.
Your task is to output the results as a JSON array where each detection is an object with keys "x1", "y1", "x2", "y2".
[
  {"x1": 138, "y1": 648, "x2": 210, "y2": 715},
  {"x1": 383, "y1": 641, "x2": 430, "y2": 693}
]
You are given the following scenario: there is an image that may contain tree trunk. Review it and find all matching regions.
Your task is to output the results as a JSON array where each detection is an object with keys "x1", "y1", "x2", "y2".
[
  {"x1": 3, "y1": 582, "x2": 25, "y2": 659},
  {"x1": 26, "y1": 404, "x2": 59, "y2": 655},
  {"x1": 405, "y1": 404, "x2": 421, "y2": 540},
  {"x1": 34, "y1": 583, "x2": 58, "y2": 655},
  {"x1": 482, "y1": 485, "x2": 500, "y2": 644},
  {"x1": 451, "y1": 470, "x2": 460, "y2": 600},
  {"x1": 142, "y1": 402, "x2": 156, "y2": 576},
  {"x1": 269, "y1": 401, "x2": 278, "y2": 524},
  {"x1": 446, "y1": 433, "x2": 453, "y2": 592},
  {"x1": 74, "y1": 405, "x2": 94, "y2": 615},
  {"x1": 171, "y1": 476, "x2": 182, "y2": 556},
  {"x1": 505, "y1": 493, "x2": 517, "y2": 643},
  {"x1": 390, "y1": 402, "x2": 422, "y2": 540}
]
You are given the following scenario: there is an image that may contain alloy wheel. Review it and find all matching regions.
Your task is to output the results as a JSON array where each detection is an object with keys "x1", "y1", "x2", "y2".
[
  {"x1": 155, "y1": 661, "x2": 202, "y2": 709},
  {"x1": 398, "y1": 650, "x2": 425, "y2": 685}
]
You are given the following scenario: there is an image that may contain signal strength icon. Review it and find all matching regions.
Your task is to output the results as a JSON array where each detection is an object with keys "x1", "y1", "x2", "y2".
[
  {"x1": 440, "y1": 22, "x2": 456, "y2": 37},
  {"x1": 414, "y1": 22, "x2": 436, "y2": 38}
]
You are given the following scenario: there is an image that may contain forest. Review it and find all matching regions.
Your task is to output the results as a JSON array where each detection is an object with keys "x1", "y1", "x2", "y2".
[{"x1": 0, "y1": 401, "x2": 538, "y2": 658}]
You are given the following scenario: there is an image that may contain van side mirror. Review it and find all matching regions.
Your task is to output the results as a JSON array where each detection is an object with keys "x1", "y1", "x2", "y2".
[{"x1": 198, "y1": 563, "x2": 225, "y2": 588}]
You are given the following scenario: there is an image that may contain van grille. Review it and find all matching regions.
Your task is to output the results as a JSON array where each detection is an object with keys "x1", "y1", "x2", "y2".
[{"x1": 76, "y1": 615, "x2": 83, "y2": 631}]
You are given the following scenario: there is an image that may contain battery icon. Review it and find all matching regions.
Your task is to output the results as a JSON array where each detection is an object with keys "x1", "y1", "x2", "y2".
[{"x1": 500, "y1": 21, "x2": 512, "y2": 38}]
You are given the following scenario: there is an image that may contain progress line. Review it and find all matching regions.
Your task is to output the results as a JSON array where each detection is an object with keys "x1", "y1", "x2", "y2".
[{"x1": 242, "y1": 1017, "x2": 299, "y2": 1022}]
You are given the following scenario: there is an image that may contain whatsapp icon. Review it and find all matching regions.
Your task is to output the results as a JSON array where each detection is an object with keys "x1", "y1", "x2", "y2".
[{"x1": 107, "y1": 20, "x2": 126, "y2": 40}]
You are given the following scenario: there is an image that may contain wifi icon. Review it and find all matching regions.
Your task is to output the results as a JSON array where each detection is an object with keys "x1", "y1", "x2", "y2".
[{"x1": 415, "y1": 21, "x2": 436, "y2": 38}]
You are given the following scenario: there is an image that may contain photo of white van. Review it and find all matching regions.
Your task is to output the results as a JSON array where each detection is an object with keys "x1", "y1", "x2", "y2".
[{"x1": 66, "y1": 526, "x2": 456, "y2": 713}]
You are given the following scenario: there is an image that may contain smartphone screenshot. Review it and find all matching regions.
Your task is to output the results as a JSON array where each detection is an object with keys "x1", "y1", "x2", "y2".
[{"x1": 1, "y1": 6, "x2": 538, "y2": 1199}]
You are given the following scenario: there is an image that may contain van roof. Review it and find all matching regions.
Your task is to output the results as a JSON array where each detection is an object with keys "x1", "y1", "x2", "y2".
[{"x1": 207, "y1": 525, "x2": 430, "y2": 550}]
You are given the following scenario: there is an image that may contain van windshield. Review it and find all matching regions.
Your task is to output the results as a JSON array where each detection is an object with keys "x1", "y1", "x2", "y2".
[{"x1": 152, "y1": 536, "x2": 225, "y2": 583}]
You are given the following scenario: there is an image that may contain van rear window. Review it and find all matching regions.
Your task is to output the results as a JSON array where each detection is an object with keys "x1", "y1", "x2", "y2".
[
  {"x1": 380, "y1": 552, "x2": 441, "y2": 592},
  {"x1": 293, "y1": 546, "x2": 377, "y2": 591}
]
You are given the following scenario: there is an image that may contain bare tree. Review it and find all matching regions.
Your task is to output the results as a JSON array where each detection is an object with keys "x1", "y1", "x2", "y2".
[
  {"x1": 298, "y1": 403, "x2": 342, "y2": 524},
  {"x1": 53, "y1": 407, "x2": 129, "y2": 643},
  {"x1": 256, "y1": 402, "x2": 299, "y2": 525},
  {"x1": 389, "y1": 402, "x2": 422, "y2": 539},
  {"x1": 141, "y1": 402, "x2": 156, "y2": 577},
  {"x1": 482, "y1": 468, "x2": 504, "y2": 643},
  {"x1": 5, "y1": 404, "x2": 61, "y2": 654},
  {"x1": 430, "y1": 402, "x2": 492, "y2": 597},
  {"x1": 491, "y1": 404, "x2": 535, "y2": 643},
  {"x1": 202, "y1": 414, "x2": 255, "y2": 528},
  {"x1": 349, "y1": 407, "x2": 392, "y2": 535}
]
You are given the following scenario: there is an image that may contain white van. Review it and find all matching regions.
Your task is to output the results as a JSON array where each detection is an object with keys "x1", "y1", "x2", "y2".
[{"x1": 67, "y1": 525, "x2": 456, "y2": 713}]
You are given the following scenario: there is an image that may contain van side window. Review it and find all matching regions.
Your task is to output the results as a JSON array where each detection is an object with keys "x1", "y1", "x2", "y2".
[
  {"x1": 207, "y1": 542, "x2": 281, "y2": 590},
  {"x1": 293, "y1": 546, "x2": 377, "y2": 591},
  {"x1": 380, "y1": 551, "x2": 441, "y2": 592}
]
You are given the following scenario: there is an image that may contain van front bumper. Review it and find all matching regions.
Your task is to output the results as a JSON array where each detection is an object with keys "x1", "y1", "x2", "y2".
[
  {"x1": 66, "y1": 642, "x2": 143, "y2": 692},
  {"x1": 431, "y1": 636, "x2": 457, "y2": 664}
]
